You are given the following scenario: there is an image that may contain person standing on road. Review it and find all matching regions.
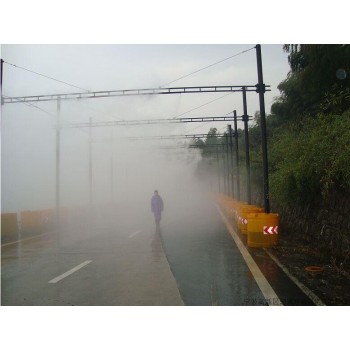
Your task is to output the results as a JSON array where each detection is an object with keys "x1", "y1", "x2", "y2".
[{"x1": 151, "y1": 190, "x2": 164, "y2": 228}]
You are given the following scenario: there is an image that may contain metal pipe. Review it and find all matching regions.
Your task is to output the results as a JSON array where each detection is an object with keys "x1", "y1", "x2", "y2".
[
  {"x1": 110, "y1": 129, "x2": 114, "y2": 204},
  {"x1": 225, "y1": 133, "x2": 230, "y2": 195},
  {"x1": 256, "y1": 44, "x2": 270, "y2": 213},
  {"x1": 234, "y1": 110, "x2": 240, "y2": 200},
  {"x1": 2, "y1": 85, "x2": 271, "y2": 104},
  {"x1": 228, "y1": 124, "x2": 234, "y2": 198},
  {"x1": 56, "y1": 98, "x2": 61, "y2": 225},
  {"x1": 242, "y1": 87, "x2": 251, "y2": 204},
  {"x1": 1, "y1": 59, "x2": 3, "y2": 105},
  {"x1": 89, "y1": 117, "x2": 92, "y2": 208},
  {"x1": 222, "y1": 140, "x2": 227, "y2": 194},
  {"x1": 216, "y1": 146, "x2": 221, "y2": 192}
]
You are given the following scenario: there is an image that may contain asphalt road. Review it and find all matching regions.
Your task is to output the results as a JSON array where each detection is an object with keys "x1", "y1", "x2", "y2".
[
  {"x1": 1, "y1": 194, "x2": 315, "y2": 306},
  {"x1": 1, "y1": 207, "x2": 183, "y2": 306}
]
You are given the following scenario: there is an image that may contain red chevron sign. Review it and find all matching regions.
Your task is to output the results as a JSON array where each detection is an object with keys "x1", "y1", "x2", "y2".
[
  {"x1": 239, "y1": 216, "x2": 248, "y2": 225},
  {"x1": 263, "y1": 226, "x2": 278, "y2": 235}
]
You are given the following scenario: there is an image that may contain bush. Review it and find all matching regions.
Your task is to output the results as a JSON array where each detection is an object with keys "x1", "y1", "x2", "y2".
[{"x1": 269, "y1": 110, "x2": 350, "y2": 206}]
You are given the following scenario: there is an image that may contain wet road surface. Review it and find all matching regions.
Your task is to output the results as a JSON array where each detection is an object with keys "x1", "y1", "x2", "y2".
[
  {"x1": 1, "y1": 194, "x2": 315, "y2": 306},
  {"x1": 1, "y1": 211, "x2": 183, "y2": 306},
  {"x1": 161, "y1": 202, "x2": 267, "y2": 305}
]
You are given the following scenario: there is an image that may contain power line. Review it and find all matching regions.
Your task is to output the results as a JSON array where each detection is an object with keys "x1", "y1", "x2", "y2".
[
  {"x1": 2, "y1": 94, "x2": 91, "y2": 136},
  {"x1": 159, "y1": 46, "x2": 256, "y2": 88},
  {"x1": 186, "y1": 109, "x2": 241, "y2": 135},
  {"x1": 66, "y1": 115, "x2": 249, "y2": 128},
  {"x1": 172, "y1": 91, "x2": 235, "y2": 119},
  {"x1": 2, "y1": 95, "x2": 56, "y2": 117},
  {"x1": 173, "y1": 92, "x2": 235, "y2": 134},
  {"x1": 2, "y1": 94, "x2": 89, "y2": 137},
  {"x1": 3, "y1": 47, "x2": 255, "y2": 94},
  {"x1": 183, "y1": 106, "x2": 239, "y2": 134},
  {"x1": 186, "y1": 121, "x2": 213, "y2": 134},
  {"x1": 3, "y1": 61, "x2": 90, "y2": 92},
  {"x1": 127, "y1": 133, "x2": 225, "y2": 141}
]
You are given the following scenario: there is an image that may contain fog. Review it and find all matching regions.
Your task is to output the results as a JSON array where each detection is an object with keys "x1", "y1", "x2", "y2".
[
  {"x1": 1, "y1": 45, "x2": 290, "y2": 231},
  {"x1": 1, "y1": 94, "x2": 211, "y2": 234},
  {"x1": 1, "y1": 98, "x2": 205, "y2": 223}
]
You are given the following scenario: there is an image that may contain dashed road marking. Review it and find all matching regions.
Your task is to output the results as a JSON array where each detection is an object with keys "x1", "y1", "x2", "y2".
[
  {"x1": 48, "y1": 260, "x2": 92, "y2": 283},
  {"x1": 1, "y1": 231, "x2": 55, "y2": 248},
  {"x1": 216, "y1": 204, "x2": 283, "y2": 306},
  {"x1": 128, "y1": 230, "x2": 143, "y2": 238}
]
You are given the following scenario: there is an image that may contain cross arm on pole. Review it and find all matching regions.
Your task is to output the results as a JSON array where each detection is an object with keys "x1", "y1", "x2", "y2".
[
  {"x1": 65, "y1": 115, "x2": 253, "y2": 128},
  {"x1": 2, "y1": 85, "x2": 270, "y2": 104}
]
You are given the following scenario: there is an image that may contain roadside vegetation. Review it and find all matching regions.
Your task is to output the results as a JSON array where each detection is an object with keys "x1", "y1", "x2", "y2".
[
  {"x1": 265, "y1": 44, "x2": 350, "y2": 207},
  {"x1": 195, "y1": 45, "x2": 350, "y2": 265}
]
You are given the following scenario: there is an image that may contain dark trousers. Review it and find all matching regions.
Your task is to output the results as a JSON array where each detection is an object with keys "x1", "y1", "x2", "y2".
[{"x1": 154, "y1": 212, "x2": 161, "y2": 226}]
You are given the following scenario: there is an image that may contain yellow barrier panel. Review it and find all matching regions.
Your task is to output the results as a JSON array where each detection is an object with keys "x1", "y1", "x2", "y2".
[
  {"x1": 1, "y1": 213, "x2": 18, "y2": 239},
  {"x1": 20, "y1": 209, "x2": 54, "y2": 233},
  {"x1": 247, "y1": 212, "x2": 279, "y2": 248},
  {"x1": 218, "y1": 195, "x2": 240, "y2": 223},
  {"x1": 40, "y1": 209, "x2": 55, "y2": 230},
  {"x1": 21, "y1": 211, "x2": 41, "y2": 233},
  {"x1": 237, "y1": 205, "x2": 264, "y2": 234},
  {"x1": 226, "y1": 199, "x2": 240, "y2": 221}
]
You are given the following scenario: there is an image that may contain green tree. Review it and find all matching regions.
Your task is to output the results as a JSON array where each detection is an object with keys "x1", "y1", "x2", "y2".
[{"x1": 272, "y1": 44, "x2": 350, "y2": 120}]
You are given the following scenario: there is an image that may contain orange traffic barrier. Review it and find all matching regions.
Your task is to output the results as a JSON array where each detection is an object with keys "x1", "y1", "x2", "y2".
[
  {"x1": 237, "y1": 205, "x2": 264, "y2": 234},
  {"x1": 21, "y1": 211, "x2": 42, "y2": 233},
  {"x1": 20, "y1": 209, "x2": 54, "y2": 234},
  {"x1": 1, "y1": 213, "x2": 18, "y2": 240},
  {"x1": 247, "y1": 212, "x2": 279, "y2": 248}
]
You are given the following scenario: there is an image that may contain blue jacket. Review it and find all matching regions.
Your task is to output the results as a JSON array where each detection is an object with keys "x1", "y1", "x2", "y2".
[{"x1": 151, "y1": 194, "x2": 164, "y2": 214}]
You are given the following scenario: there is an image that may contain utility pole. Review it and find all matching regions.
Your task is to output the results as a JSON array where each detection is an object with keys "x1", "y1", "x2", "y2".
[
  {"x1": 110, "y1": 129, "x2": 114, "y2": 205},
  {"x1": 216, "y1": 145, "x2": 221, "y2": 192},
  {"x1": 228, "y1": 124, "x2": 234, "y2": 198},
  {"x1": 56, "y1": 97, "x2": 61, "y2": 225},
  {"x1": 1, "y1": 59, "x2": 4, "y2": 106},
  {"x1": 225, "y1": 133, "x2": 230, "y2": 195},
  {"x1": 234, "y1": 110, "x2": 240, "y2": 200},
  {"x1": 242, "y1": 87, "x2": 251, "y2": 204},
  {"x1": 89, "y1": 117, "x2": 93, "y2": 209},
  {"x1": 256, "y1": 44, "x2": 270, "y2": 213},
  {"x1": 222, "y1": 139, "x2": 227, "y2": 194}
]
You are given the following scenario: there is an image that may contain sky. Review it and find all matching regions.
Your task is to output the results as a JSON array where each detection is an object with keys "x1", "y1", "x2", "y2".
[
  {"x1": 2, "y1": 44, "x2": 290, "y2": 123},
  {"x1": 1, "y1": 44, "x2": 291, "y2": 139},
  {"x1": 1, "y1": 44, "x2": 291, "y2": 213}
]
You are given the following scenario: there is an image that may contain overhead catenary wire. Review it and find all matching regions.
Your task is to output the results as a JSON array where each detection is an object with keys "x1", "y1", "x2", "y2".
[
  {"x1": 182, "y1": 106, "x2": 241, "y2": 134},
  {"x1": 2, "y1": 95, "x2": 56, "y2": 118},
  {"x1": 159, "y1": 46, "x2": 256, "y2": 88},
  {"x1": 185, "y1": 111, "x2": 232, "y2": 134},
  {"x1": 127, "y1": 133, "x2": 225, "y2": 141},
  {"x1": 3, "y1": 46, "x2": 255, "y2": 98},
  {"x1": 3, "y1": 51, "x2": 252, "y2": 137},
  {"x1": 185, "y1": 121, "x2": 214, "y2": 134},
  {"x1": 65, "y1": 115, "x2": 253, "y2": 130},
  {"x1": 172, "y1": 91, "x2": 235, "y2": 119},
  {"x1": 3, "y1": 60, "x2": 91, "y2": 93},
  {"x1": 79, "y1": 89, "x2": 237, "y2": 124}
]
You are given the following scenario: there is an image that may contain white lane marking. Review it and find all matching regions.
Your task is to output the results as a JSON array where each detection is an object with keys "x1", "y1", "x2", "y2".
[
  {"x1": 264, "y1": 249, "x2": 326, "y2": 306},
  {"x1": 48, "y1": 260, "x2": 92, "y2": 284},
  {"x1": 216, "y1": 204, "x2": 283, "y2": 306},
  {"x1": 128, "y1": 230, "x2": 142, "y2": 238},
  {"x1": 1, "y1": 231, "x2": 55, "y2": 248}
]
